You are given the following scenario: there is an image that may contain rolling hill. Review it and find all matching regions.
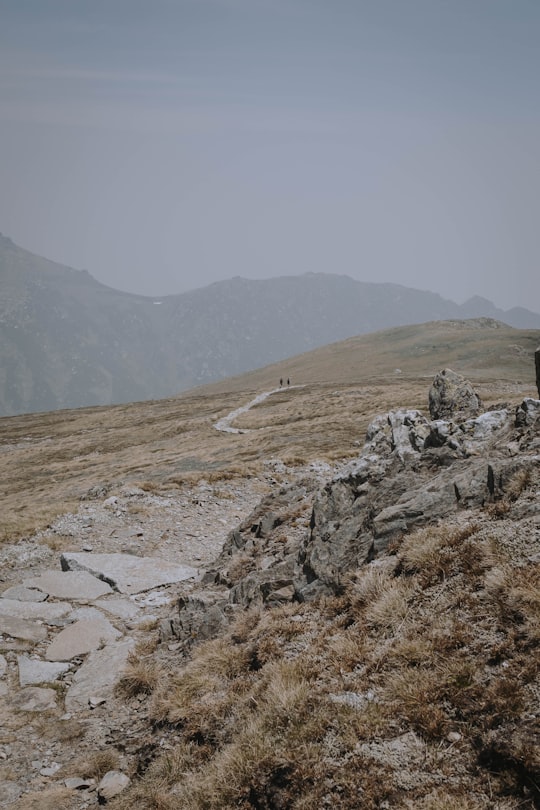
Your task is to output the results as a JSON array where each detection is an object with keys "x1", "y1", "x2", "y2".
[{"x1": 1, "y1": 232, "x2": 539, "y2": 415}]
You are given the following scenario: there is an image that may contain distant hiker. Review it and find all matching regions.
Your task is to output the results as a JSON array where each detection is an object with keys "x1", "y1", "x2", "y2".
[
  {"x1": 287, "y1": 378, "x2": 290, "y2": 386},
  {"x1": 280, "y1": 378, "x2": 283, "y2": 387}
]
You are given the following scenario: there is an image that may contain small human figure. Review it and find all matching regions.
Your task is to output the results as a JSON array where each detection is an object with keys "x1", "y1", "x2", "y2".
[
  {"x1": 287, "y1": 378, "x2": 290, "y2": 386},
  {"x1": 280, "y1": 378, "x2": 283, "y2": 387}
]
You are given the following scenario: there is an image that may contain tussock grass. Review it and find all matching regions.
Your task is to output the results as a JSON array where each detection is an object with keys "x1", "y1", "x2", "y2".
[
  {"x1": 70, "y1": 748, "x2": 121, "y2": 781},
  {"x1": 117, "y1": 652, "x2": 161, "y2": 697},
  {"x1": 397, "y1": 523, "x2": 486, "y2": 586},
  {"x1": 114, "y1": 496, "x2": 540, "y2": 808}
]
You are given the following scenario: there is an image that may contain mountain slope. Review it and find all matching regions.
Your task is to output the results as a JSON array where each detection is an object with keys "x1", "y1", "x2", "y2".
[
  {"x1": 0, "y1": 326, "x2": 538, "y2": 808},
  {"x1": 2, "y1": 317, "x2": 538, "y2": 544},
  {"x1": 1, "y1": 233, "x2": 539, "y2": 415}
]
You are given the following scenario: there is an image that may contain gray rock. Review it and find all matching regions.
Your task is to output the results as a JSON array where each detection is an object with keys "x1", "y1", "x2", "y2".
[
  {"x1": 1, "y1": 782, "x2": 22, "y2": 804},
  {"x1": 97, "y1": 770, "x2": 131, "y2": 802},
  {"x1": 330, "y1": 690, "x2": 376, "y2": 709},
  {"x1": 428, "y1": 368, "x2": 482, "y2": 419},
  {"x1": 64, "y1": 638, "x2": 134, "y2": 711},
  {"x1": 227, "y1": 558, "x2": 297, "y2": 608},
  {"x1": 23, "y1": 570, "x2": 113, "y2": 600},
  {"x1": 515, "y1": 397, "x2": 540, "y2": 428},
  {"x1": 371, "y1": 459, "x2": 489, "y2": 544},
  {"x1": 0, "y1": 653, "x2": 7, "y2": 678},
  {"x1": 45, "y1": 616, "x2": 121, "y2": 661},
  {"x1": 387, "y1": 409, "x2": 431, "y2": 460},
  {"x1": 301, "y1": 476, "x2": 375, "y2": 589},
  {"x1": 1, "y1": 585, "x2": 48, "y2": 602},
  {"x1": 464, "y1": 409, "x2": 508, "y2": 440},
  {"x1": 17, "y1": 655, "x2": 70, "y2": 687},
  {"x1": 298, "y1": 399, "x2": 526, "y2": 590},
  {"x1": 68, "y1": 606, "x2": 109, "y2": 622},
  {"x1": 264, "y1": 583, "x2": 296, "y2": 605},
  {"x1": 95, "y1": 598, "x2": 141, "y2": 620},
  {"x1": 536, "y1": 347, "x2": 540, "y2": 398},
  {"x1": 12, "y1": 686, "x2": 57, "y2": 712},
  {"x1": 0, "y1": 615, "x2": 48, "y2": 643},
  {"x1": 0, "y1": 598, "x2": 72, "y2": 622},
  {"x1": 61, "y1": 552, "x2": 197, "y2": 594},
  {"x1": 162, "y1": 591, "x2": 230, "y2": 645},
  {"x1": 40, "y1": 762, "x2": 61, "y2": 776},
  {"x1": 65, "y1": 777, "x2": 96, "y2": 790}
]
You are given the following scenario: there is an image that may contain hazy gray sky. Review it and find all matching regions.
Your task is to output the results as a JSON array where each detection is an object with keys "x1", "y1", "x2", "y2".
[{"x1": 1, "y1": 0, "x2": 539, "y2": 310}]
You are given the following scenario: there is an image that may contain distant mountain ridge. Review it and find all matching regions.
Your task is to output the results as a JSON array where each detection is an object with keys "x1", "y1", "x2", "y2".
[{"x1": 1, "y1": 233, "x2": 539, "y2": 416}]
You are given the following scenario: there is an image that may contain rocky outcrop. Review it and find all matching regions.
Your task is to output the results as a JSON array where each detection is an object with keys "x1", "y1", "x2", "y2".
[
  {"x1": 159, "y1": 590, "x2": 234, "y2": 647},
  {"x1": 300, "y1": 395, "x2": 539, "y2": 594},
  {"x1": 176, "y1": 375, "x2": 539, "y2": 633},
  {"x1": 428, "y1": 368, "x2": 483, "y2": 419}
]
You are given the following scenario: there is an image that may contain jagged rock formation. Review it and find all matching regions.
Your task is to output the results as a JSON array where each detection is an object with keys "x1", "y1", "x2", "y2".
[{"x1": 170, "y1": 374, "x2": 540, "y2": 636}]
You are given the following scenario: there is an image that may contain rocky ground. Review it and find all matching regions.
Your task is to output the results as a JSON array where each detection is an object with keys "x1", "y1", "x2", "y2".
[
  {"x1": 0, "y1": 440, "x2": 334, "y2": 808},
  {"x1": 1, "y1": 374, "x2": 539, "y2": 809},
  {"x1": 0, "y1": 478, "x2": 255, "y2": 805}
]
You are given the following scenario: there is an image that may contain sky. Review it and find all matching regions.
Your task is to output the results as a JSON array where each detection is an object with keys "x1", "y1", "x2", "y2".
[{"x1": 0, "y1": 0, "x2": 539, "y2": 311}]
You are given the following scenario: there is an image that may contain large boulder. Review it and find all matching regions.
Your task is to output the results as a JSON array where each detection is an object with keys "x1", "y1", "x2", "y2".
[{"x1": 428, "y1": 368, "x2": 482, "y2": 419}]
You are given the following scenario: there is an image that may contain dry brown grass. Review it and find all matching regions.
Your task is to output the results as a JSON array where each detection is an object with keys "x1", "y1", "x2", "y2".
[
  {"x1": 68, "y1": 748, "x2": 121, "y2": 781},
  {"x1": 1, "y1": 319, "x2": 536, "y2": 543},
  {"x1": 1, "y1": 321, "x2": 538, "y2": 807},
  {"x1": 40, "y1": 532, "x2": 75, "y2": 552},
  {"x1": 10, "y1": 787, "x2": 74, "y2": 810},
  {"x1": 117, "y1": 652, "x2": 161, "y2": 697},
  {"x1": 113, "y1": 511, "x2": 540, "y2": 809},
  {"x1": 122, "y1": 502, "x2": 539, "y2": 806},
  {"x1": 397, "y1": 523, "x2": 486, "y2": 586}
]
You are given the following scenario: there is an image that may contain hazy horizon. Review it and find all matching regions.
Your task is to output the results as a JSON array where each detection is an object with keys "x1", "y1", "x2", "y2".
[{"x1": 1, "y1": 1, "x2": 539, "y2": 311}]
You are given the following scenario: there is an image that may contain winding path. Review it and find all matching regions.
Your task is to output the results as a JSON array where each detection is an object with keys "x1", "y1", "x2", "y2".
[{"x1": 214, "y1": 386, "x2": 300, "y2": 434}]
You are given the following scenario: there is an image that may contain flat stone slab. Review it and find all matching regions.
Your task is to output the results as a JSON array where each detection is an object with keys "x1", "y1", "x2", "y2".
[
  {"x1": 45, "y1": 616, "x2": 121, "y2": 661},
  {"x1": 0, "y1": 615, "x2": 47, "y2": 643},
  {"x1": 23, "y1": 570, "x2": 113, "y2": 600},
  {"x1": 12, "y1": 686, "x2": 57, "y2": 712},
  {"x1": 1, "y1": 585, "x2": 48, "y2": 602},
  {"x1": 95, "y1": 598, "x2": 140, "y2": 620},
  {"x1": 69, "y1": 606, "x2": 110, "y2": 622},
  {"x1": 18, "y1": 655, "x2": 70, "y2": 687},
  {"x1": 0, "y1": 599, "x2": 72, "y2": 622},
  {"x1": 61, "y1": 552, "x2": 198, "y2": 595},
  {"x1": 65, "y1": 638, "x2": 134, "y2": 711}
]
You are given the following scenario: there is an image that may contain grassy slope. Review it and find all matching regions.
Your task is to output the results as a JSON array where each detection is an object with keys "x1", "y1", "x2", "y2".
[
  {"x1": 2, "y1": 318, "x2": 539, "y2": 808},
  {"x1": 0, "y1": 319, "x2": 537, "y2": 542}
]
